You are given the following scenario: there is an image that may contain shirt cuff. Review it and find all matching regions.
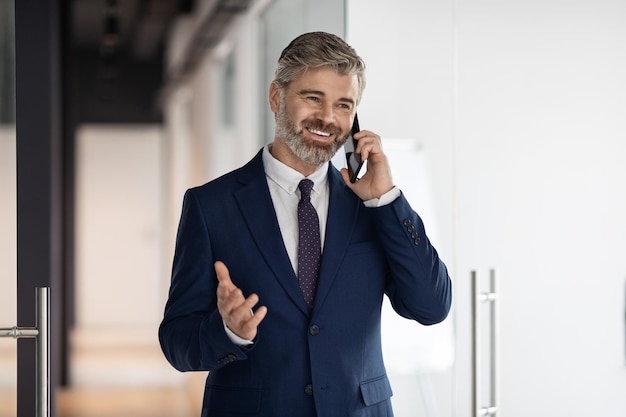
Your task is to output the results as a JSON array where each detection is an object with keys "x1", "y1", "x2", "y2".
[
  {"x1": 364, "y1": 186, "x2": 401, "y2": 207},
  {"x1": 223, "y1": 320, "x2": 254, "y2": 346}
]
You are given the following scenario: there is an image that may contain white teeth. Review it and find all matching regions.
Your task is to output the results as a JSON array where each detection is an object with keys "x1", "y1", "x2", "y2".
[{"x1": 308, "y1": 128, "x2": 330, "y2": 137}]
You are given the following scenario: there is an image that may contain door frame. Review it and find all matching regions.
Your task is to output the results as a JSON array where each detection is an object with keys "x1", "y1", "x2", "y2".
[{"x1": 15, "y1": 0, "x2": 73, "y2": 415}]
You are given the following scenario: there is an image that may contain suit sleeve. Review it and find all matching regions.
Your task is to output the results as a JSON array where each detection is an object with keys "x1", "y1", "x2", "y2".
[
  {"x1": 373, "y1": 192, "x2": 452, "y2": 325},
  {"x1": 158, "y1": 189, "x2": 252, "y2": 372}
]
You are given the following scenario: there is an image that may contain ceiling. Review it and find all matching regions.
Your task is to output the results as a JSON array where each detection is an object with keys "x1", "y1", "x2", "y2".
[
  {"x1": 69, "y1": 0, "x2": 193, "y2": 124},
  {"x1": 72, "y1": 0, "x2": 191, "y2": 62},
  {"x1": 69, "y1": 0, "x2": 254, "y2": 124}
]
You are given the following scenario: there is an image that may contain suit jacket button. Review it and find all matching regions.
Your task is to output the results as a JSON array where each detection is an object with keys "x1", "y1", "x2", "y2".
[
  {"x1": 309, "y1": 324, "x2": 320, "y2": 336},
  {"x1": 304, "y1": 384, "x2": 314, "y2": 396},
  {"x1": 218, "y1": 353, "x2": 237, "y2": 364}
]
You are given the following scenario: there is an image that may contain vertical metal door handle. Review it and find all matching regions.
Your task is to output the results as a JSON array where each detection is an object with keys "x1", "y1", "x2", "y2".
[
  {"x1": 471, "y1": 270, "x2": 499, "y2": 416},
  {"x1": 0, "y1": 287, "x2": 50, "y2": 417},
  {"x1": 37, "y1": 287, "x2": 50, "y2": 417}
]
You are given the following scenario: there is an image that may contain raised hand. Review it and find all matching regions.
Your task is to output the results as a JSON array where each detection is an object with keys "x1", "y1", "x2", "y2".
[
  {"x1": 215, "y1": 261, "x2": 267, "y2": 341},
  {"x1": 341, "y1": 129, "x2": 394, "y2": 200}
]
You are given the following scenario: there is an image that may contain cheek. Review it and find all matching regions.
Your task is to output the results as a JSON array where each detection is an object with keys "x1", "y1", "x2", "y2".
[
  {"x1": 339, "y1": 116, "x2": 353, "y2": 133},
  {"x1": 296, "y1": 109, "x2": 318, "y2": 125}
]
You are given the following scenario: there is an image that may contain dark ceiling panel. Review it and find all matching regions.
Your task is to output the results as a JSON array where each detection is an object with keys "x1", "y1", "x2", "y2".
[
  {"x1": 69, "y1": 0, "x2": 250, "y2": 124},
  {"x1": 70, "y1": 0, "x2": 186, "y2": 123}
]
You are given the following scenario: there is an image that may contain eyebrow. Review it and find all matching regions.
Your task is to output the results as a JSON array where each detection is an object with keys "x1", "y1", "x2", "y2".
[{"x1": 297, "y1": 89, "x2": 356, "y2": 106}]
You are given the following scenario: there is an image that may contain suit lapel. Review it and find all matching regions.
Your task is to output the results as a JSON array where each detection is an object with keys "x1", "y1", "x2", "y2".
[
  {"x1": 234, "y1": 152, "x2": 310, "y2": 314},
  {"x1": 313, "y1": 165, "x2": 361, "y2": 313}
]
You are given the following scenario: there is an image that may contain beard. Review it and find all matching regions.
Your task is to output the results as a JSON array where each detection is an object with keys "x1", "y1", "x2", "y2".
[{"x1": 275, "y1": 99, "x2": 349, "y2": 166}]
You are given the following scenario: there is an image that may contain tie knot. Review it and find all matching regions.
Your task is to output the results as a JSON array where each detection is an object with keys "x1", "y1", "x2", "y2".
[{"x1": 298, "y1": 179, "x2": 314, "y2": 200}]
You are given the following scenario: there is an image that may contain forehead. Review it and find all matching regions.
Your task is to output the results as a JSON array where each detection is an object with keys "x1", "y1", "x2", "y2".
[{"x1": 288, "y1": 67, "x2": 359, "y2": 101}]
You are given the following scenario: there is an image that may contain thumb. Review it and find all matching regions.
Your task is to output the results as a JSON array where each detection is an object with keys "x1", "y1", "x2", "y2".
[
  {"x1": 340, "y1": 168, "x2": 354, "y2": 188},
  {"x1": 214, "y1": 261, "x2": 234, "y2": 289}
]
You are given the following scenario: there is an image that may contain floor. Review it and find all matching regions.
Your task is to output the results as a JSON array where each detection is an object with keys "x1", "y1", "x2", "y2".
[
  {"x1": 0, "y1": 329, "x2": 206, "y2": 417},
  {"x1": 1, "y1": 387, "x2": 199, "y2": 417}
]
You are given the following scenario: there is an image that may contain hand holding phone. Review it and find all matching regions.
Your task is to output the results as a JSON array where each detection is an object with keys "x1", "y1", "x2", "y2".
[{"x1": 344, "y1": 114, "x2": 364, "y2": 183}]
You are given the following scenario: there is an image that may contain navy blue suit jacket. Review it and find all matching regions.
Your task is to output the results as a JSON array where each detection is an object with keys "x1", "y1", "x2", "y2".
[{"x1": 159, "y1": 150, "x2": 452, "y2": 417}]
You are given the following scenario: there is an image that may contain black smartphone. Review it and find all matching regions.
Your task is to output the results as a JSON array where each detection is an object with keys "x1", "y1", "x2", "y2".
[{"x1": 344, "y1": 114, "x2": 364, "y2": 183}]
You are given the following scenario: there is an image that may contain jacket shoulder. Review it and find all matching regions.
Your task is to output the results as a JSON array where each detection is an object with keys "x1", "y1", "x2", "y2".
[{"x1": 189, "y1": 149, "x2": 264, "y2": 197}]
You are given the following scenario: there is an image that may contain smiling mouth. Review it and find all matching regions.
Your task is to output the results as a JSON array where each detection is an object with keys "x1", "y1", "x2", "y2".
[{"x1": 307, "y1": 127, "x2": 331, "y2": 138}]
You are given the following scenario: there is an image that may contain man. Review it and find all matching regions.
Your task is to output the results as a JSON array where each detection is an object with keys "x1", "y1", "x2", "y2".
[{"x1": 159, "y1": 31, "x2": 452, "y2": 417}]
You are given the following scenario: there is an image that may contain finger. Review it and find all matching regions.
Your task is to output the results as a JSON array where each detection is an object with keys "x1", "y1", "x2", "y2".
[
  {"x1": 227, "y1": 295, "x2": 266, "y2": 335},
  {"x1": 239, "y1": 303, "x2": 268, "y2": 329},
  {"x1": 232, "y1": 293, "x2": 264, "y2": 322},
  {"x1": 246, "y1": 305, "x2": 268, "y2": 328},
  {"x1": 353, "y1": 133, "x2": 377, "y2": 161},
  {"x1": 214, "y1": 261, "x2": 230, "y2": 283},
  {"x1": 230, "y1": 304, "x2": 267, "y2": 341},
  {"x1": 242, "y1": 293, "x2": 261, "y2": 311},
  {"x1": 217, "y1": 282, "x2": 239, "y2": 310},
  {"x1": 340, "y1": 168, "x2": 354, "y2": 187},
  {"x1": 352, "y1": 131, "x2": 366, "y2": 156},
  {"x1": 227, "y1": 293, "x2": 259, "y2": 322},
  {"x1": 214, "y1": 261, "x2": 233, "y2": 284},
  {"x1": 360, "y1": 143, "x2": 371, "y2": 162}
]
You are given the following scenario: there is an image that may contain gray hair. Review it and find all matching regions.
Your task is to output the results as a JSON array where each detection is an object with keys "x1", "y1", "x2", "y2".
[{"x1": 273, "y1": 32, "x2": 366, "y2": 103}]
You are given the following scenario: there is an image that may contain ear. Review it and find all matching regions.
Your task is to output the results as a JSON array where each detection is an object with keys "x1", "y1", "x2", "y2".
[{"x1": 269, "y1": 82, "x2": 280, "y2": 113}]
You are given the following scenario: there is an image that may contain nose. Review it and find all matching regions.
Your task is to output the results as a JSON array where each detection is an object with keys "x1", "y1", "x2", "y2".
[{"x1": 316, "y1": 103, "x2": 336, "y2": 125}]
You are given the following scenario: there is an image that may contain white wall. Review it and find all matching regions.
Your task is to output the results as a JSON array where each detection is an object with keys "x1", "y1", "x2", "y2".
[
  {"x1": 75, "y1": 125, "x2": 162, "y2": 330},
  {"x1": 71, "y1": 125, "x2": 184, "y2": 387}
]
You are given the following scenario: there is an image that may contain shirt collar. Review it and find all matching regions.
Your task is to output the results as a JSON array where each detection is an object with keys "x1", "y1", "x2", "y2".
[{"x1": 262, "y1": 143, "x2": 329, "y2": 195}]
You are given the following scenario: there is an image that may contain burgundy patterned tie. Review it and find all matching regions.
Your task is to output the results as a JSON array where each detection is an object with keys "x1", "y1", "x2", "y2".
[{"x1": 297, "y1": 179, "x2": 321, "y2": 310}]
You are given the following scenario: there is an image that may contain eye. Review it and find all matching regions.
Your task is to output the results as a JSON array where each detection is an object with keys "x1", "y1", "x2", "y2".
[
  {"x1": 337, "y1": 103, "x2": 353, "y2": 111},
  {"x1": 306, "y1": 96, "x2": 321, "y2": 103}
]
